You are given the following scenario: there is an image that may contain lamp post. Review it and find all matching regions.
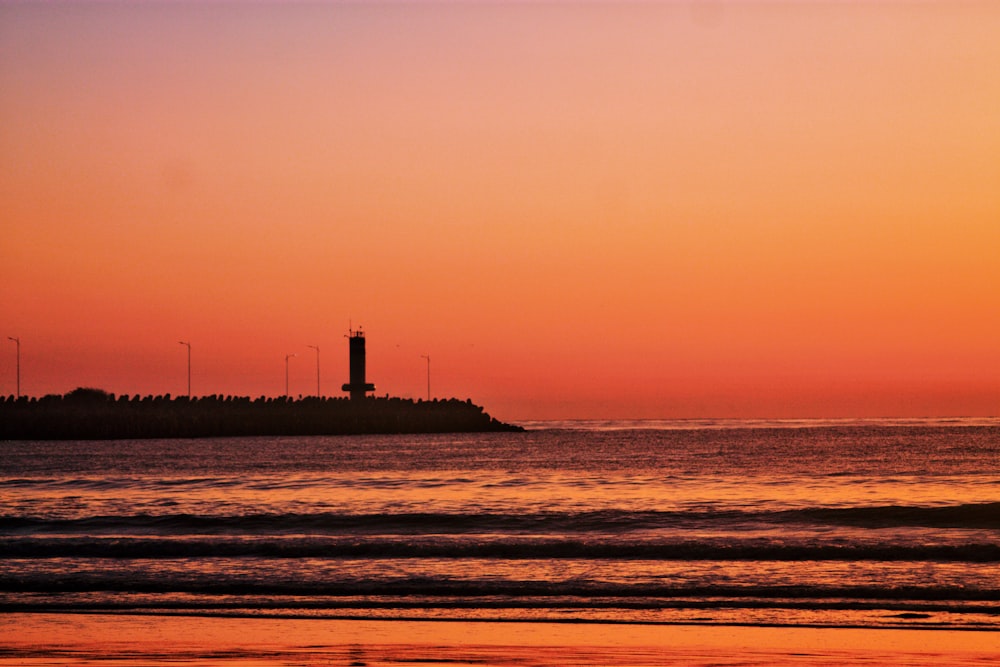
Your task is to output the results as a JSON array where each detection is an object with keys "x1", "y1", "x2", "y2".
[
  {"x1": 307, "y1": 345, "x2": 320, "y2": 397},
  {"x1": 285, "y1": 353, "x2": 296, "y2": 397},
  {"x1": 421, "y1": 354, "x2": 430, "y2": 401},
  {"x1": 178, "y1": 341, "x2": 191, "y2": 398},
  {"x1": 7, "y1": 337, "x2": 19, "y2": 399}
]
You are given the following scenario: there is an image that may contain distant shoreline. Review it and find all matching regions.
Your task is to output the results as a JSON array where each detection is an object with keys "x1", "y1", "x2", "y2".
[{"x1": 0, "y1": 388, "x2": 523, "y2": 440}]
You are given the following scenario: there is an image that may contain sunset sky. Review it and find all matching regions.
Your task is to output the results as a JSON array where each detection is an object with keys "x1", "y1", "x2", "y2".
[{"x1": 2, "y1": 1, "x2": 998, "y2": 420}]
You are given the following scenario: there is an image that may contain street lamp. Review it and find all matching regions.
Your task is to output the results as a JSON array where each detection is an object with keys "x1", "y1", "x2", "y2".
[
  {"x1": 178, "y1": 341, "x2": 191, "y2": 398},
  {"x1": 420, "y1": 354, "x2": 430, "y2": 401},
  {"x1": 306, "y1": 345, "x2": 320, "y2": 397},
  {"x1": 7, "y1": 337, "x2": 19, "y2": 399},
  {"x1": 285, "y1": 353, "x2": 296, "y2": 397}
]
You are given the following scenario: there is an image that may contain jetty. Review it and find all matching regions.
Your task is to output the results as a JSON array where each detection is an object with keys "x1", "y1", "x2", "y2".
[
  {"x1": 0, "y1": 328, "x2": 522, "y2": 440},
  {"x1": 0, "y1": 390, "x2": 521, "y2": 440}
]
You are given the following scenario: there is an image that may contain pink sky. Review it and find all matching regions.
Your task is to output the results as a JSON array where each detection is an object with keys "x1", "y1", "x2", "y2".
[{"x1": 2, "y1": 2, "x2": 998, "y2": 419}]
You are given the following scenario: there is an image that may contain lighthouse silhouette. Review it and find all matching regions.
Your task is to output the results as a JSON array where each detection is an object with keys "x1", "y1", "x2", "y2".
[{"x1": 341, "y1": 328, "x2": 376, "y2": 401}]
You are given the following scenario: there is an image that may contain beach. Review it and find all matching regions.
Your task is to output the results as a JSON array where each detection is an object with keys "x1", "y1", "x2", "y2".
[{"x1": 3, "y1": 614, "x2": 999, "y2": 666}]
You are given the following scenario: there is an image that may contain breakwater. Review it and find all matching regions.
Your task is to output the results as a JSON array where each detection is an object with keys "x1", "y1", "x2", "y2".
[{"x1": 0, "y1": 389, "x2": 522, "y2": 440}]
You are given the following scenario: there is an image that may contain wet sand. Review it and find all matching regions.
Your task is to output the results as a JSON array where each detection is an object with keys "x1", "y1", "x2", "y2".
[{"x1": 2, "y1": 614, "x2": 998, "y2": 666}]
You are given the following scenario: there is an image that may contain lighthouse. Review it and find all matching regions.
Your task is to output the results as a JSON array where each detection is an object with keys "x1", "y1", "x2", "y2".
[{"x1": 341, "y1": 328, "x2": 376, "y2": 401}]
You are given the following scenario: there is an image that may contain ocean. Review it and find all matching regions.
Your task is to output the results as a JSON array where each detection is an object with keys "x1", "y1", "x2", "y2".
[{"x1": 2, "y1": 419, "x2": 999, "y2": 633}]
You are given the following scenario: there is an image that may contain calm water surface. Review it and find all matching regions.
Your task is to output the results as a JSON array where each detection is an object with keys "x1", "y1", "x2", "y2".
[{"x1": 2, "y1": 419, "x2": 999, "y2": 630}]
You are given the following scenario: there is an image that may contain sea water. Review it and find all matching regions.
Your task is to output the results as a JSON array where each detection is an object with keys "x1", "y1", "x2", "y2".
[{"x1": 2, "y1": 419, "x2": 999, "y2": 630}]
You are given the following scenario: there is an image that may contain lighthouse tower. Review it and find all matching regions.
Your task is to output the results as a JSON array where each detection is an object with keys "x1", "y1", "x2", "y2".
[{"x1": 341, "y1": 328, "x2": 376, "y2": 401}]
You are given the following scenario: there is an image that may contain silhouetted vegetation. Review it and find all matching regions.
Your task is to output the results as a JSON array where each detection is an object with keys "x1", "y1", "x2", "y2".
[{"x1": 0, "y1": 390, "x2": 522, "y2": 440}]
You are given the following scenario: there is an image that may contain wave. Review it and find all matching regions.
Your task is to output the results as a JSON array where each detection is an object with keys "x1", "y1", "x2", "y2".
[
  {"x1": 3, "y1": 536, "x2": 999, "y2": 561},
  {"x1": 2, "y1": 574, "x2": 999, "y2": 602},
  {"x1": 796, "y1": 504, "x2": 1000, "y2": 529},
  {"x1": 4, "y1": 502, "x2": 999, "y2": 535},
  {"x1": 0, "y1": 476, "x2": 243, "y2": 490}
]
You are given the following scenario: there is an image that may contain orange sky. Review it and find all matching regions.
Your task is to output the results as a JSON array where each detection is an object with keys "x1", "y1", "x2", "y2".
[{"x1": 1, "y1": 2, "x2": 998, "y2": 420}]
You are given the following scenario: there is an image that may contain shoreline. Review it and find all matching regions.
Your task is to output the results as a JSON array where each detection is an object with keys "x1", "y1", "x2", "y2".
[
  {"x1": 2, "y1": 613, "x2": 997, "y2": 666},
  {"x1": 5, "y1": 608, "x2": 999, "y2": 633}
]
